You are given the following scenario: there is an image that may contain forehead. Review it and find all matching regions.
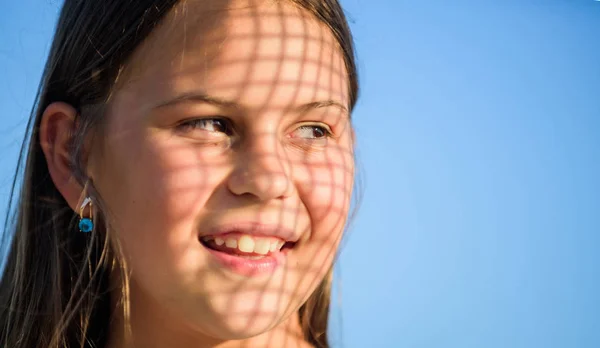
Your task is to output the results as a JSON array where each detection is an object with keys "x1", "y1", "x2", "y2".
[{"x1": 118, "y1": 0, "x2": 349, "y2": 111}]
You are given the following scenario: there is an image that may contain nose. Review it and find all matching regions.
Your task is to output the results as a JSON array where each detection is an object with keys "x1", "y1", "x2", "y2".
[{"x1": 227, "y1": 137, "x2": 294, "y2": 201}]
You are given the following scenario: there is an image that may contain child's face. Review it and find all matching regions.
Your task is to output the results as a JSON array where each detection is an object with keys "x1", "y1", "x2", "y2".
[{"x1": 91, "y1": 0, "x2": 353, "y2": 339}]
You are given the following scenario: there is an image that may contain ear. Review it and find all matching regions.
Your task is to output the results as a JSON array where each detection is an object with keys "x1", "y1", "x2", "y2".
[{"x1": 39, "y1": 102, "x2": 84, "y2": 213}]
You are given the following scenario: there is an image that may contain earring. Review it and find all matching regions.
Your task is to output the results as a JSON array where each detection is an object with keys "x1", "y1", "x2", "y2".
[{"x1": 78, "y1": 197, "x2": 94, "y2": 233}]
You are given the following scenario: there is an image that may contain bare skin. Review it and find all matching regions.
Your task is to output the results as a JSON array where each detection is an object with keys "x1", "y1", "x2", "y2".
[{"x1": 40, "y1": 0, "x2": 354, "y2": 347}]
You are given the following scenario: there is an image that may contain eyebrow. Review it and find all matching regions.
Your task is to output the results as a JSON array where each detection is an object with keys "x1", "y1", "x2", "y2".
[
  {"x1": 153, "y1": 92, "x2": 240, "y2": 110},
  {"x1": 294, "y1": 100, "x2": 349, "y2": 115},
  {"x1": 153, "y1": 92, "x2": 349, "y2": 115}
]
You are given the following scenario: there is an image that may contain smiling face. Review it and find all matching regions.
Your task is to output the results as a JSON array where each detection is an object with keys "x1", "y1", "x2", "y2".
[{"x1": 90, "y1": 0, "x2": 354, "y2": 343}]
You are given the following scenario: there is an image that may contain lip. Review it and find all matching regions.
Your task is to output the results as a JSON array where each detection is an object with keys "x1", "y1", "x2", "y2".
[
  {"x1": 202, "y1": 221, "x2": 298, "y2": 242},
  {"x1": 204, "y1": 246, "x2": 288, "y2": 277}
]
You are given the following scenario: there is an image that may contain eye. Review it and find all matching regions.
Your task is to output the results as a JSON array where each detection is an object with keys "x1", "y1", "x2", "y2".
[
  {"x1": 290, "y1": 124, "x2": 332, "y2": 140},
  {"x1": 175, "y1": 117, "x2": 233, "y2": 135}
]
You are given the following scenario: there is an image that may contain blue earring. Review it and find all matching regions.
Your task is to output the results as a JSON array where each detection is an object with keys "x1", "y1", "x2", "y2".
[{"x1": 78, "y1": 197, "x2": 94, "y2": 233}]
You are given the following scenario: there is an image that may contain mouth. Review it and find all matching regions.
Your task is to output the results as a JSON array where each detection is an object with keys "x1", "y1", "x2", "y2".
[
  {"x1": 199, "y1": 230, "x2": 298, "y2": 276},
  {"x1": 199, "y1": 234, "x2": 296, "y2": 258}
]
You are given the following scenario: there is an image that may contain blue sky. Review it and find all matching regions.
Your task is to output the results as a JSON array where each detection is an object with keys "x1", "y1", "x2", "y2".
[{"x1": 1, "y1": 1, "x2": 599, "y2": 347}]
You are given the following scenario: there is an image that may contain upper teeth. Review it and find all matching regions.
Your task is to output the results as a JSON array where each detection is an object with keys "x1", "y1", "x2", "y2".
[{"x1": 206, "y1": 235, "x2": 285, "y2": 255}]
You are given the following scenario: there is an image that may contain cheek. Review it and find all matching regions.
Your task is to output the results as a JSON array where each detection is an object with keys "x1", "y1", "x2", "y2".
[
  {"x1": 100, "y1": 133, "x2": 226, "y2": 282},
  {"x1": 295, "y1": 142, "x2": 354, "y2": 266}
]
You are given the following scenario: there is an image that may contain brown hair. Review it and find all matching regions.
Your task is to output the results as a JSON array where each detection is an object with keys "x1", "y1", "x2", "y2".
[{"x1": 0, "y1": 1, "x2": 358, "y2": 347}]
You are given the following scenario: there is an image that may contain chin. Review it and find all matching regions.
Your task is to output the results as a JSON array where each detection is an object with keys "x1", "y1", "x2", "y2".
[
  {"x1": 192, "y1": 309, "x2": 290, "y2": 340},
  {"x1": 186, "y1": 291, "x2": 299, "y2": 340},
  {"x1": 209, "y1": 316, "x2": 280, "y2": 339}
]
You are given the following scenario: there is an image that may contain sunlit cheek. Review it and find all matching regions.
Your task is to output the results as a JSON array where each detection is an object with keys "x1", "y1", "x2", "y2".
[
  {"x1": 293, "y1": 163, "x2": 351, "y2": 285},
  {"x1": 297, "y1": 145, "x2": 354, "y2": 247}
]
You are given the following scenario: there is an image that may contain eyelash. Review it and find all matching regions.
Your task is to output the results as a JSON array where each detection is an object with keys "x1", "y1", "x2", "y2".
[
  {"x1": 175, "y1": 117, "x2": 234, "y2": 135},
  {"x1": 175, "y1": 117, "x2": 333, "y2": 140},
  {"x1": 290, "y1": 124, "x2": 333, "y2": 139}
]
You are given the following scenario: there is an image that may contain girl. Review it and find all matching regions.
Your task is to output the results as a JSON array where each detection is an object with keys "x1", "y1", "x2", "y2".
[{"x1": 0, "y1": 0, "x2": 358, "y2": 347}]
